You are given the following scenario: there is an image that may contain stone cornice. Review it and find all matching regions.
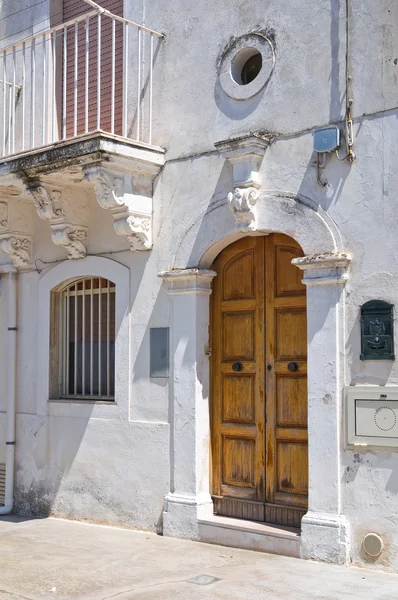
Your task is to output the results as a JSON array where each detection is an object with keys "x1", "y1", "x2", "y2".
[
  {"x1": 292, "y1": 252, "x2": 351, "y2": 271},
  {"x1": 292, "y1": 252, "x2": 352, "y2": 286},
  {"x1": 159, "y1": 269, "x2": 217, "y2": 295}
]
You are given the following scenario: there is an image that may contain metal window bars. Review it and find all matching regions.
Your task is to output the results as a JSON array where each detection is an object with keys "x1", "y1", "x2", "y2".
[
  {"x1": 0, "y1": 6, "x2": 163, "y2": 159},
  {"x1": 61, "y1": 277, "x2": 116, "y2": 400}
]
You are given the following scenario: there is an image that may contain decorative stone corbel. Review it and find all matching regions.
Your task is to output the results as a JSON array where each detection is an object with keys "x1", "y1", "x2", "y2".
[
  {"x1": 215, "y1": 134, "x2": 269, "y2": 230},
  {"x1": 0, "y1": 191, "x2": 33, "y2": 268},
  {"x1": 0, "y1": 234, "x2": 31, "y2": 268},
  {"x1": 84, "y1": 166, "x2": 153, "y2": 251},
  {"x1": 25, "y1": 182, "x2": 88, "y2": 260}
]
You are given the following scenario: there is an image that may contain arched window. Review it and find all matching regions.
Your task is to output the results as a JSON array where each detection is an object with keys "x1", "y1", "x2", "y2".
[{"x1": 57, "y1": 277, "x2": 115, "y2": 400}]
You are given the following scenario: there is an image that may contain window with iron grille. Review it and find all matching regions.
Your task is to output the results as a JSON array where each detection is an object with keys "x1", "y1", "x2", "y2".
[{"x1": 59, "y1": 277, "x2": 116, "y2": 400}]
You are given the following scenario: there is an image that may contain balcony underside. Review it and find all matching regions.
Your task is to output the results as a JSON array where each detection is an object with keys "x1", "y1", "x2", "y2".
[{"x1": 0, "y1": 133, "x2": 165, "y2": 267}]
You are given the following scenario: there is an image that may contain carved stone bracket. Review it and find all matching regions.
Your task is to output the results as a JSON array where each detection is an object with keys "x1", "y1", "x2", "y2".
[
  {"x1": 85, "y1": 166, "x2": 153, "y2": 251},
  {"x1": 0, "y1": 234, "x2": 32, "y2": 268},
  {"x1": 25, "y1": 182, "x2": 88, "y2": 260},
  {"x1": 215, "y1": 134, "x2": 269, "y2": 230},
  {"x1": 51, "y1": 224, "x2": 88, "y2": 259}
]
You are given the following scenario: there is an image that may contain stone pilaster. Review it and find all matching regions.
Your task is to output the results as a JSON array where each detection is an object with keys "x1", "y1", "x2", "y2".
[
  {"x1": 293, "y1": 252, "x2": 351, "y2": 564},
  {"x1": 159, "y1": 269, "x2": 216, "y2": 539}
]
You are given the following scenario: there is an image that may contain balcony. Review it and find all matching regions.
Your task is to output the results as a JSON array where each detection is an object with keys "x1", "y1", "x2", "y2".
[
  {"x1": 0, "y1": 1, "x2": 163, "y2": 157},
  {"x1": 0, "y1": 2, "x2": 165, "y2": 266}
]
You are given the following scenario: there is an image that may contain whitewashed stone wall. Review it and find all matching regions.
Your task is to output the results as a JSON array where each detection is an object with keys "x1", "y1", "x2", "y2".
[{"x1": 0, "y1": 0, "x2": 397, "y2": 571}]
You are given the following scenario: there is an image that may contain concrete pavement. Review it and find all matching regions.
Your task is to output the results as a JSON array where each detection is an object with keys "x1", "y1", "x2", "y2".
[{"x1": 0, "y1": 517, "x2": 397, "y2": 599}]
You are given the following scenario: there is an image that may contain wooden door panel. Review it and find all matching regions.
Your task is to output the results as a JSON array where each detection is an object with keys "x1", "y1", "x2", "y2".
[
  {"x1": 276, "y1": 245, "x2": 306, "y2": 297},
  {"x1": 265, "y1": 233, "x2": 308, "y2": 522},
  {"x1": 223, "y1": 251, "x2": 256, "y2": 299},
  {"x1": 222, "y1": 436, "x2": 256, "y2": 488},
  {"x1": 275, "y1": 308, "x2": 307, "y2": 360},
  {"x1": 276, "y1": 376, "x2": 308, "y2": 427},
  {"x1": 211, "y1": 237, "x2": 265, "y2": 520},
  {"x1": 277, "y1": 441, "x2": 308, "y2": 495},
  {"x1": 222, "y1": 312, "x2": 255, "y2": 360},
  {"x1": 222, "y1": 375, "x2": 255, "y2": 424}
]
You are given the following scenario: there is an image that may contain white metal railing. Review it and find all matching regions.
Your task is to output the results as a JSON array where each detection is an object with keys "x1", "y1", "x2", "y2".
[{"x1": 0, "y1": 4, "x2": 163, "y2": 159}]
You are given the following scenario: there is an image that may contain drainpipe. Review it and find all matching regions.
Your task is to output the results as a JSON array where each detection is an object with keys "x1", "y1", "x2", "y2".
[{"x1": 0, "y1": 266, "x2": 17, "y2": 515}]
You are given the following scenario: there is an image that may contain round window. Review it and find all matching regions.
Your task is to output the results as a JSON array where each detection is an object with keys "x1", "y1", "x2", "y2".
[
  {"x1": 219, "y1": 33, "x2": 275, "y2": 101},
  {"x1": 231, "y1": 48, "x2": 262, "y2": 86}
]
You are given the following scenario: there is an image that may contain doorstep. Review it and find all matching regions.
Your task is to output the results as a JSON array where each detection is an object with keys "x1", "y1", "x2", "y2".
[{"x1": 198, "y1": 514, "x2": 301, "y2": 558}]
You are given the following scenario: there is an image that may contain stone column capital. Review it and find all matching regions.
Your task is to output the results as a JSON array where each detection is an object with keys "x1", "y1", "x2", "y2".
[
  {"x1": 158, "y1": 269, "x2": 217, "y2": 295},
  {"x1": 292, "y1": 252, "x2": 352, "y2": 286}
]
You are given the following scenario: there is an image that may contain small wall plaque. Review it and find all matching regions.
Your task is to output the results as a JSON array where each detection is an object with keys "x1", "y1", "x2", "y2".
[
  {"x1": 360, "y1": 300, "x2": 395, "y2": 361},
  {"x1": 150, "y1": 327, "x2": 170, "y2": 377}
]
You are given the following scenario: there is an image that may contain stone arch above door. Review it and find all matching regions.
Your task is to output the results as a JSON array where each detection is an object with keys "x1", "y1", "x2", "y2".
[{"x1": 173, "y1": 191, "x2": 343, "y2": 270}]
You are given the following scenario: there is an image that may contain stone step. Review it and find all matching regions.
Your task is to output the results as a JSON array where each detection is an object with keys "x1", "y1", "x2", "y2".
[{"x1": 198, "y1": 514, "x2": 301, "y2": 558}]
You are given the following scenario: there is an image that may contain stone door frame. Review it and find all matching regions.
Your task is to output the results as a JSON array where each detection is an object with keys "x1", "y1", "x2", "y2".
[{"x1": 159, "y1": 192, "x2": 351, "y2": 564}]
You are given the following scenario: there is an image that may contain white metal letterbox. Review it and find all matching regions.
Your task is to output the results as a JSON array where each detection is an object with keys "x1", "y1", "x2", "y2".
[{"x1": 345, "y1": 386, "x2": 398, "y2": 448}]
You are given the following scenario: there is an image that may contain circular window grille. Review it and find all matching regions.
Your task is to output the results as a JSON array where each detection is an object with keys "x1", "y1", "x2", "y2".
[{"x1": 219, "y1": 33, "x2": 275, "y2": 100}]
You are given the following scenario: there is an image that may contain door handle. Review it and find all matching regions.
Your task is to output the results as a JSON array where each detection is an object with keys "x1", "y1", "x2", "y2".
[
  {"x1": 232, "y1": 362, "x2": 243, "y2": 372},
  {"x1": 288, "y1": 362, "x2": 299, "y2": 372}
]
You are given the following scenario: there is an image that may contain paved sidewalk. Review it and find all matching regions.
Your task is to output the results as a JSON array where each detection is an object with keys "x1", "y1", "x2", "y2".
[{"x1": 0, "y1": 517, "x2": 397, "y2": 599}]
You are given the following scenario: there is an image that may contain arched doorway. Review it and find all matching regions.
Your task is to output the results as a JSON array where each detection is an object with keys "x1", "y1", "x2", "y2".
[{"x1": 210, "y1": 233, "x2": 308, "y2": 528}]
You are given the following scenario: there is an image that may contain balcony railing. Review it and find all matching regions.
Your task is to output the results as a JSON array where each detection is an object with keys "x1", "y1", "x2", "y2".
[{"x1": 0, "y1": 2, "x2": 163, "y2": 160}]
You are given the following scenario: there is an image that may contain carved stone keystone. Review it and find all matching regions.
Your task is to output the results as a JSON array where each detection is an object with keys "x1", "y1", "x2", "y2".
[
  {"x1": 84, "y1": 166, "x2": 153, "y2": 251},
  {"x1": 215, "y1": 134, "x2": 269, "y2": 229}
]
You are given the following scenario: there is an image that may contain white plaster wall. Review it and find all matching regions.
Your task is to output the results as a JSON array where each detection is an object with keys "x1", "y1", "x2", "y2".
[{"x1": 0, "y1": 0, "x2": 397, "y2": 572}]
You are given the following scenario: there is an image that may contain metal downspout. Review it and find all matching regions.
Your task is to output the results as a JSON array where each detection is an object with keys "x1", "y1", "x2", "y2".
[{"x1": 0, "y1": 267, "x2": 17, "y2": 515}]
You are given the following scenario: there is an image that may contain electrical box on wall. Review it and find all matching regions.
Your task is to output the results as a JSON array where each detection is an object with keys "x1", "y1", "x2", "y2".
[
  {"x1": 313, "y1": 127, "x2": 340, "y2": 153},
  {"x1": 345, "y1": 386, "x2": 398, "y2": 448}
]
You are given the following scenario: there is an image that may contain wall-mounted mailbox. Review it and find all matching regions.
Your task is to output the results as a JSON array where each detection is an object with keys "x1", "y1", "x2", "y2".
[
  {"x1": 345, "y1": 386, "x2": 398, "y2": 448},
  {"x1": 360, "y1": 300, "x2": 395, "y2": 361},
  {"x1": 150, "y1": 327, "x2": 169, "y2": 378}
]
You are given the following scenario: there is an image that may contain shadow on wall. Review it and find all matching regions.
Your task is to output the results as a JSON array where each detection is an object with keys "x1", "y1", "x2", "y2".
[{"x1": 14, "y1": 411, "x2": 95, "y2": 518}]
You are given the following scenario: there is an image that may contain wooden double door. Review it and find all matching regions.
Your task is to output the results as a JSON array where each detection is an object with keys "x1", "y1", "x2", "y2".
[{"x1": 210, "y1": 234, "x2": 308, "y2": 528}]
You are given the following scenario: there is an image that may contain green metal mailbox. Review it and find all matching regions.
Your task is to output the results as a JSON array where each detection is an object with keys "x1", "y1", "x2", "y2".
[{"x1": 360, "y1": 300, "x2": 395, "y2": 361}]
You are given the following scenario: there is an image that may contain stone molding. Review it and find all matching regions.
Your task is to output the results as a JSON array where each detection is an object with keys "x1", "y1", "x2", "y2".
[
  {"x1": 0, "y1": 234, "x2": 31, "y2": 268},
  {"x1": 25, "y1": 182, "x2": 88, "y2": 260},
  {"x1": 215, "y1": 135, "x2": 269, "y2": 230},
  {"x1": 85, "y1": 166, "x2": 153, "y2": 251},
  {"x1": 159, "y1": 269, "x2": 216, "y2": 295},
  {"x1": 292, "y1": 252, "x2": 352, "y2": 286}
]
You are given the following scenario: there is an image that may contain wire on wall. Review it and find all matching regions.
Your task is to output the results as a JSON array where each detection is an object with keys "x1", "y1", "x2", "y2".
[{"x1": 336, "y1": 0, "x2": 355, "y2": 162}]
